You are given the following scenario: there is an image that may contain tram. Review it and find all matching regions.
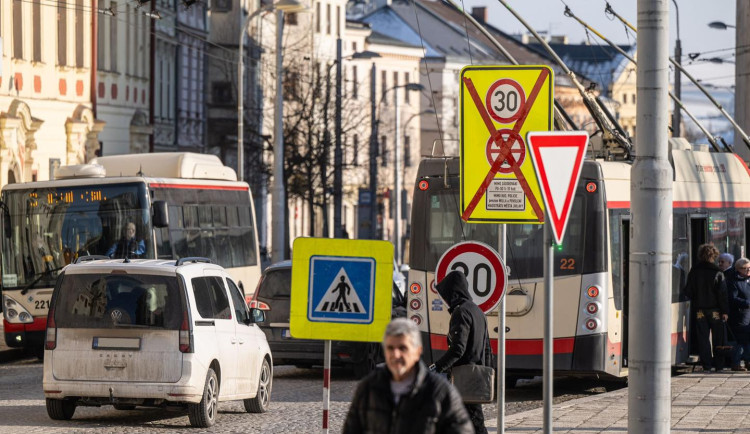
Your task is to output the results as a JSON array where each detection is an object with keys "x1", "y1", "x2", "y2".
[{"x1": 406, "y1": 139, "x2": 750, "y2": 379}]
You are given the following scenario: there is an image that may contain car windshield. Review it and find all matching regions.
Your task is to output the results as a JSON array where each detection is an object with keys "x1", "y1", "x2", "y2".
[
  {"x1": 258, "y1": 268, "x2": 291, "y2": 298},
  {"x1": 53, "y1": 273, "x2": 184, "y2": 329}
]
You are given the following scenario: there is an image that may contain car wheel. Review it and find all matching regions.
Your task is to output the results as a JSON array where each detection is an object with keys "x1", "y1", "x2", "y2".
[
  {"x1": 353, "y1": 343, "x2": 381, "y2": 379},
  {"x1": 188, "y1": 368, "x2": 219, "y2": 428},
  {"x1": 46, "y1": 398, "x2": 76, "y2": 420},
  {"x1": 244, "y1": 358, "x2": 271, "y2": 413},
  {"x1": 113, "y1": 404, "x2": 136, "y2": 410}
]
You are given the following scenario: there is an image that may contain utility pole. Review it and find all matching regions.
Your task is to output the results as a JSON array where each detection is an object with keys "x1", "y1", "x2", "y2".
[
  {"x1": 393, "y1": 86, "x2": 401, "y2": 264},
  {"x1": 334, "y1": 38, "x2": 343, "y2": 238},
  {"x1": 369, "y1": 63, "x2": 378, "y2": 240},
  {"x1": 271, "y1": 10, "x2": 286, "y2": 263},
  {"x1": 671, "y1": 0, "x2": 681, "y2": 137},
  {"x1": 629, "y1": 0, "x2": 672, "y2": 432},
  {"x1": 735, "y1": 0, "x2": 750, "y2": 161}
]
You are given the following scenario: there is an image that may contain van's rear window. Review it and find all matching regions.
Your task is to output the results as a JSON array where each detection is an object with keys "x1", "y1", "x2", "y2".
[
  {"x1": 53, "y1": 273, "x2": 183, "y2": 329},
  {"x1": 258, "y1": 269, "x2": 291, "y2": 298}
]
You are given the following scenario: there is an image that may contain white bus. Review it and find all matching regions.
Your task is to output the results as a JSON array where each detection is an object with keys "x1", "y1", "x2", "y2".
[
  {"x1": 1, "y1": 153, "x2": 261, "y2": 354},
  {"x1": 406, "y1": 139, "x2": 750, "y2": 381}
]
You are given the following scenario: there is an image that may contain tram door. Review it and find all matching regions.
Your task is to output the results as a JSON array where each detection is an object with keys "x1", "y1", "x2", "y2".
[
  {"x1": 688, "y1": 216, "x2": 708, "y2": 359},
  {"x1": 620, "y1": 218, "x2": 630, "y2": 367}
]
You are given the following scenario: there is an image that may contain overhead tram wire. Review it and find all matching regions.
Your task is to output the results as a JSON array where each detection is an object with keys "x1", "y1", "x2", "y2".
[
  {"x1": 495, "y1": 0, "x2": 633, "y2": 159},
  {"x1": 443, "y1": 0, "x2": 578, "y2": 132},
  {"x1": 604, "y1": 2, "x2": 750, "y2": 152},
  {"x1": 562, "y1": 6, "x2": 726, "y2": 153}
]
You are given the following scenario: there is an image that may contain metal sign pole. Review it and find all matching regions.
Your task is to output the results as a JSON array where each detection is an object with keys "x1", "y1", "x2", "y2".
[
  {"x1": 543, "y1": 223, "x2": 553, "y2": 434},
  {"x1": 322, "y1": 340, "x2": 331, "y2": 434},
  {"x1": 497, "y1": 224, "x2": 506, "y2": 434}
]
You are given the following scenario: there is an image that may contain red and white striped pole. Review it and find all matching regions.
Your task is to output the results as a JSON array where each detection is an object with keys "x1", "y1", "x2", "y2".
[{"x1": 322, "y1": 340, "x2": 331, "y2": 433}]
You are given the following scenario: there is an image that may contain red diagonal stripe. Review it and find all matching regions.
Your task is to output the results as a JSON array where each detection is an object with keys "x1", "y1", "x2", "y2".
[{"x1": 461, "y1": 69, "x2": 550, "y2": 222}]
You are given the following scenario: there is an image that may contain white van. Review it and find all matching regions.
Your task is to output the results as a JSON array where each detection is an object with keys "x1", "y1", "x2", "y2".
[{"x1": 42, "y1": 257, "x2": 272, "y2": 428}]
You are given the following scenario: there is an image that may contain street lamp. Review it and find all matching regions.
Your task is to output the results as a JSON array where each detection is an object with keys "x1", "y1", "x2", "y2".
[
  {"x1": 237, "y1": 0, "x2": 307, "y2": 183},
  {"x1": 708, "y1": 21, "x2": 735, "y2": 30}
]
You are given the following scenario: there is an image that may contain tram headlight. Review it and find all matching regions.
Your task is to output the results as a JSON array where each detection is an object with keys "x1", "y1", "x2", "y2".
[
  {"x1": 2, "y1": 295, "x2": 34, "y2": 323},
  {"x1": 409, "y1": 283, "x2": 422, "y2": 294},
  {"x1": 586, "y1": 286, "x2": 600, "y2": 298},
  {"x1": 18, "y1": 312, "x2": 31, "y2": 322},
  {"x1": 6, "y1": 309, "x2": 18, "y2": 320},
  {"x1": 3, "y1": 295, "x2": 15, "y2": 309}
]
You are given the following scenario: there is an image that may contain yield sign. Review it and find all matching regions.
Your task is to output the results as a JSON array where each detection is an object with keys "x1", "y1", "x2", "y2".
[{"x1": 526, "y1": 131, "x2": 589, "y2": 245}]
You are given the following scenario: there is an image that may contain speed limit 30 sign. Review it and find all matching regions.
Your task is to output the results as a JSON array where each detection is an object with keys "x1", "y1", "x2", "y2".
[{"x1": 435, "y1": 241, "x2": 507, "y2": 314}]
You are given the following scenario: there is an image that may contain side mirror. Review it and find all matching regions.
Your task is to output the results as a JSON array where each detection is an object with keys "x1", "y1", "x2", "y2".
[
  {"x1": 152, "y1": 200, "x2": 169, "y2": 228},
  {"x1": 249, "y1": 307, "x2": 266, "y2": 324}
]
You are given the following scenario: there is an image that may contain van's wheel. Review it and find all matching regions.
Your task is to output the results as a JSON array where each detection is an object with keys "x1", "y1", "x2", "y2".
[
  {"x1": 244, "y1": 358, "x2": 271, "y2": 413},
  {"x1": 353, "y1": 343, "x2": 381, "y2": 379},
  {"x1": 188, "y1": 368, "x2": 219, "y2": 428},
  {"x1": 46, "y1": 398, "x2": 76, "y2": 420},
  {"x1": 113, "y1": 404, "x2": 136, "y2": 410}
]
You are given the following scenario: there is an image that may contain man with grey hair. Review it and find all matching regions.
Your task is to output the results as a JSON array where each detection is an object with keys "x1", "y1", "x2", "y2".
[
  {"x1": 727, "y1": 257, "x2": 750, "y2": 370},
  {"x1": 719, "y1": 252, "x2": 735, "y2": 273},
  {"x1": 343, "y1": 318, "x2": 473, "y2": 433}
]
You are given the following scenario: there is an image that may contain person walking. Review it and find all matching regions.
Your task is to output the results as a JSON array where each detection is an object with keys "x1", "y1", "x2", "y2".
[
  {"x1": 727, "y1": 257, "x2": 750, "y2": 371},
  {"x1": 343, "y1": 318, "x2": 473, "y2": 434},
  {"x1": 684, "y1": 244, "x2": 730, "y2": 371},
  {"x1": 431, "y1": 270, "x2": 492, "y2": 434},
  {"x1": 719, "y1": 252, "x2": 735, "y2": 274}
]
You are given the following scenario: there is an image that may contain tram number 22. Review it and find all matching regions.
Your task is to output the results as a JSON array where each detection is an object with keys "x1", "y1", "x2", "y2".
[
  {"x1": 450, "y1": 262, "x2": 492, "y2": 297},
  {"x1": 560, "y1": 258, "x2": 576, "y2": 270}
]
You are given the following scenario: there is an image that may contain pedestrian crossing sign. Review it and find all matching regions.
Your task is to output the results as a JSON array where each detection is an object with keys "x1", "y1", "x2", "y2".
[{"x1": 290, "y1": 237, "x2": 394, "y2": 342}]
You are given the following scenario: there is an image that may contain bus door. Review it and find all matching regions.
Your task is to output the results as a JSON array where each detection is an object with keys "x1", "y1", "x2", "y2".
[
  {"x1": 619, "y1": 217, "x2": 630, "y2": 367},
  {"x1": 688, "y1": 215, "x2": 707, "y2": 358}
]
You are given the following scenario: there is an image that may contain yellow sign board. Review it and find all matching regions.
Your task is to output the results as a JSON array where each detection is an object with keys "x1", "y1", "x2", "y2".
[
  {"x1": 459, "y1": 65, "x2": 554, "y2": 223},
  {"x1": 290, "y1": 237, "x2": 394, "y2": 342}
]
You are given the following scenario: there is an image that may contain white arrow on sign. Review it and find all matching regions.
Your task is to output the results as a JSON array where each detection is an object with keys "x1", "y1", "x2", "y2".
[{"x1": 526, "y1": 131, "x2": 589, "y2": 245}]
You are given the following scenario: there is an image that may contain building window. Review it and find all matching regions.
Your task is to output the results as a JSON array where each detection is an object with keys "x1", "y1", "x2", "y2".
[
  {"x1": 622, "y1": 93, "x2": 627, "y2": 104},
  {"x1": 13, "y1": 1, "x2": 23, "y2": 59},
  {"x1": 381, "y1": 70, "x2": 387, "y2": 101},
  {"x1": 33, "y1": 1, "x2": 41, "y2": 62},
  {"x1": 404, "y1": 135, "x2": 411, "y2": 167},
  {"x1": 214, "y1": 0, "x2": 232, "y2": 12},
  {"x1": 404, "y1": 72, "x2": 411, "y2": 103},
  {"x1": 336, "y1": 6, "x2": 341, "y2": 36},
  {"x1": 393, "y1": 71, "x2": 399, "y2": 103},
  {"x1": 326, "y1": 4, "x2": 331, "y2": 35},
  {"x1": 631, "y1": 94, "x2": 636, "y2": 104},
  {"x1": 315, "y1": 2, "x2": 321, "y2": 33},
  {"x1": 110, "y1": 2, "x2": 118, "y2": 72},
  {"x1": 57, "y1": 3, "x2": 67, "y2": 65},
  {"x1": 353, "y1": 134, "x2": 359, "y2": 166},
  {"x1": 353, "y1": 42, "x2": 357, "y2": 52},
  {"x1": 97, "y1": 7, "x2": 106, "y2": 69},
  {"x1": 285, "y1": 12, "x2": 298, "y2": 25},
  {"x1": 352, "y1": 66, "x2": 358, "y2": 99},
  {"x1": 381, "y1": 135, "x2": 387, "y2": 166},
  {"x1": 76, "y1": 0, "x2": 84, "y2": 67},
  {"x1": 212, "y1": 82, "x2": 232, "y2": 106}
]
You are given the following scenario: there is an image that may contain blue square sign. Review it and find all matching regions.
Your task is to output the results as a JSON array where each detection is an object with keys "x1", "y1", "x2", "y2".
[{"x1": 307, "y1": 256, "x2": 375, "y2": 324}]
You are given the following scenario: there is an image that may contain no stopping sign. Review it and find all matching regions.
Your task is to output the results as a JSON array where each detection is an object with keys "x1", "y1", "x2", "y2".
[{"x1": 435, "y1": 241, "x2": 507, "y2": 313}]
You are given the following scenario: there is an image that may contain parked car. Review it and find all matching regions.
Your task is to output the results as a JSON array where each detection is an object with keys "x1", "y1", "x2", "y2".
[
  {"x1": 43, "y1": 257, "x2": 272, "y2": 428},
  {"x1": 250, "y1": 261, "x2": 405, "y2": 378}
]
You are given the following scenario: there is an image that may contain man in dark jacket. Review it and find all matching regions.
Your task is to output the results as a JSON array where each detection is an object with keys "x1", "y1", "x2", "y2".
[
  {"x1": 343, "y1": 318, "x2": 473, "y2": 434},
  {"x1": 431, "y1": 270, "x2": 492, "y2": 434},
  {"x1": 727, "y1": 257, "x2": 750, "y2": 371},
  {"x1": 684, "y1": 244, "x2": 729, "y2": 371}
]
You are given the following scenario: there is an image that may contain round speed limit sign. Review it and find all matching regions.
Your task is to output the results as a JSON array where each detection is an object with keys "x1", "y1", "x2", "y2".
[
  {"x1": 435, "y1": 241, "x2": 507, "y2": 313},
  {"x1": 486, "y1": 78, "x2": 526, "y2": 124}
]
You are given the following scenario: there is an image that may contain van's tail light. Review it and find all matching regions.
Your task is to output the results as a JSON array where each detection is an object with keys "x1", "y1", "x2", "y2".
[
  {"x1": 179, "y1": 310, "x2": 193, "y2": 353},
  {"x1": 248, "y1": 300, "x2": 270, "y2": 311},
  {"x1": 45, "y1": 305, "x2": 57, "y2": 351}
]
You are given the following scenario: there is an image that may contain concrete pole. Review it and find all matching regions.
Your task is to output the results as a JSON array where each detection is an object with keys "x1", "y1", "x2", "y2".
[
  {"x1": 497, "y1": 224, "x2": 506, "y2": 434},
  {"x1": 334, "y1": 38, "x2": 343, "y2": 238},
  {"x1": 542, "y1": 223, "x2": 554, "y2": 433},
  {"x1": 629, "y1": 0, "x2": 672, "y2": 432},
  {"x1": 394, "y1": 87, "x2": 401, "y2": 264},
  {"x1": 369, "y1": 63, "x2": 378, "y2": 239},
  {"x1": 272, "y1": 10, "x2": 286, "y2": 262},
  {"x1": 671, "y1": 0, "x2": 681, "y2": 137},
  {"x1": 735, "y1": 0, "x2": 750, "y2": 160}
]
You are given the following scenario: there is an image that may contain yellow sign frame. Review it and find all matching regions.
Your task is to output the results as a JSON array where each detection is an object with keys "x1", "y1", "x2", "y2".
[
  {"x1": 459, "y1": 65, "x2": 554, "y2": 223},
  {"x1": 290, "y1": 237, "x2": 394, "y2": 342}
]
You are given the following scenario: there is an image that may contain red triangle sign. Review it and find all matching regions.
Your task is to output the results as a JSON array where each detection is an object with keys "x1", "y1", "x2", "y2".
[{"x1": 526, "y1": 131, "x2": 589, "y2": 245}]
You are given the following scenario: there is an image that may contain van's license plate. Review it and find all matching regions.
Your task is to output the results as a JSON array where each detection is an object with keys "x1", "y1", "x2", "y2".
[{"x1": 282, "y1": 329, "x2": 292, "y2": 339}]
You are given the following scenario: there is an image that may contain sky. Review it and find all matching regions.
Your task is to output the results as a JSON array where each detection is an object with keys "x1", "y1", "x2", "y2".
[{"x1": 458, "y1": 0, "x2": 738, "y2": 139}]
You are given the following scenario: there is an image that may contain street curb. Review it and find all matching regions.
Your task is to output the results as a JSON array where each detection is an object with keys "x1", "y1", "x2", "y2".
[{"x1": 0, "y1": 348, "x2": 24, "y2": 363}]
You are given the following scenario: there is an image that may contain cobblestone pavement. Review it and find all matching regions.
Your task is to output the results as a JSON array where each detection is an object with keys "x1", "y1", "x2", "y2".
[{"x1": 0, "y1": 353, "x2": 621, "y2": 433}]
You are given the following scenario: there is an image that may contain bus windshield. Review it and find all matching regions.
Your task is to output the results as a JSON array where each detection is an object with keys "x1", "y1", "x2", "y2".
[{"x1": 1, "y1": 183, "x2": 152, "y2": 290}]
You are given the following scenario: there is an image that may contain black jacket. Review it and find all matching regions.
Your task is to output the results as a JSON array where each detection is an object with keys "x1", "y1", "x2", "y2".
[
  {"x1": 342, "y1": 361, "x2": 473, "y2": 434},
  {"x1": 727, "y1": 269, "x2": 750, "y2": 330},
  {"x1": 684, "y1": 261, "x2": 729, "y2": 314},
  {"x1": 434, "y1": 270, "x2": 492, "y2": 373}
]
